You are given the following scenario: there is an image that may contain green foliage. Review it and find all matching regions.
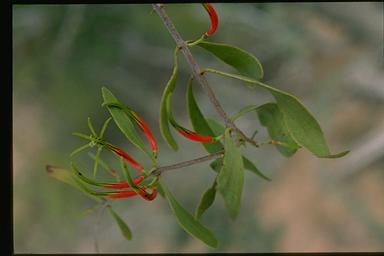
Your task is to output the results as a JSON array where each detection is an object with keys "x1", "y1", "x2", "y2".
[
  {"x1": 257, "y1": 102, "x2": 300, "y2": 157},
  {"x1": 159, "y1": 48, "x2": 179, "y2": 150},
  {"x1": 107, "y1": 206, "x2": 132, "y2": 240},
  {"x1": 47, "y1": 4, "x2": 349, "y2": 250},
  {"x1": 159, "y1": 180, "x2": 218, "y2": 248},
  {"x1": 195, "y1": 178, "x2": 217, "y2": 220},
  {"x1": 101, "y1": 87, "x2": 150, "y2": 157},
  {"x1": 198, "y1": 41, "x2": 264, "y2": 80},
  {"x1": 217, "y1": 129, "x2": 245, "y2": 220}
]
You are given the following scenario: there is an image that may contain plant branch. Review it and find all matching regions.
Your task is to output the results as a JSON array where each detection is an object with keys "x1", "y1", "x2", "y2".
[
  {"x1": 151, "y1": 151, "x2": 224, "y2": 176},
  {"x1": 152, "y1": 4, "x2": 258, "y2": 147}
]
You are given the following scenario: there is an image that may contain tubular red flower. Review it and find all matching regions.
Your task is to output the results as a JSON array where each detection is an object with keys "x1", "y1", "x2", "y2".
[
  {"x1": 130, "y1": 111, "x2": 158, "y2": 156},
  {"x1": 175, "y1": 126, "x2": 216, "y2": 143},
  {"x1": 107, "y1": 144, "x2": 144, "y2": 172},
  {"x1": 107, "y1": 190, "x2": 138, "y2": 199},
  {"x1": 137, "y1": 186, "x2": 158, "y2": 201},
  {"x1": 202, "y1": 3, "x2": 218, "y2": 36},
  {"x1": 103, "y1": 176, "x2": 144, "y2": 189}
]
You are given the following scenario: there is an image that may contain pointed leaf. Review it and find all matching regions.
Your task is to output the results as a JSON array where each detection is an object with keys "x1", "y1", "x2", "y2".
[
  {"x1": 101, "y1": 87, "x2": 150, "y2": 157},
  {"x1": 256, "y1": 102, "x2": 300, "y2": 157},
  {"x1": 46, "y1": 165, "x2": 102, "y2": 202},
  {"x1": 242, "y1": 157, "x2": 270, "y2": 181},
  {"x1": 231, "y1": 104, "x2": 260, "y2": 121},
  {"x1": 159, "y1": 180, "x2": 218, "y2": 248},
  {"x1": 217, "y1": 129, "x2": 244, "y2": 220},
  {"x1": 198, "y1": 41, "x2": 263, "y2": 80},
  {"x1": 159, "y1": 48, "x2": 179, "y2": 150},
  {"x1": 187, "y1": 80, "x2": 223, "y2": 153},
  {"x1": 204, "y1": 68, "x2": 349, "y2": 158},
  {"x1": 107, "y1": 206, "x2": 132, "y2": 240},
  {"x1": 195, "y1": 179, "x2": 217, "y2": 220}
]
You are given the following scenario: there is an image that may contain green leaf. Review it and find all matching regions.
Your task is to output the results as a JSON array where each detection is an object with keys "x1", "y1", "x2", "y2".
[
  {"x1": 87, "y1": 117, "x2": 97, "y2": 137},
  {"x1": 159, "y1": 48, "x2": 179, "y2": 150},
  {"x1": 46, "y1": 165, "x2": 102, "y2": 203},
  {"x1": 217, "y1": 129, "x2": 244, "y2": 220},
  {"x1": 204, "y1": 68, "x2": 349, "y2": 158},
  {"x1": 107, "y1": 206, "x2": 132, "y2": 240},
  {"x1": 159, "y1": 180, "x2": 218, "y2": 248},
  {"x1": 198, "y1": 41, "x2": 263, "y2": 80},
  {"x1": 101, "y1": 87, "x2": 150, "y2": 157},
  {"x1": 231, "y1": 104, "x2": 260, "y2": 121},
  {"x1": 206, "y1": 118, "x2": 269, "y2": 180},
  {"x1": 256, "y1": 102, "x2": 300, "y2": 157},
  {"x1": 70, "y1": 143, "x2": 91, "y2": 157},
  {"x1": 195, "y1": 179, "x2": 217, "y2": 220},
  {"x1": 187, "y1": 80, "x2": 223, "y2": 153},
  {"x1": 242, "y1": 157, "x2": 270, "y2": 181},
  {"x1": 46, "y1": 165, "x2": 77, "y2": 187},
  {"x1": 271, "y1": 91, "x2": 349, "y2": 158},
  {"x1": 120, "y1": 158, "x2": 137, "y2": 189},
  {"x1": 206, "y1": 118, "x2": 226, "y2": 137},
  {"x1": 209, "y1": 158, "x2": 222, "y2": 173}
]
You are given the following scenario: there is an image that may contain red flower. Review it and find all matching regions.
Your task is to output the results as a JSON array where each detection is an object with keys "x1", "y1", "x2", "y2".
[
  {"x1": 107, "y1": 186, "x2": 158, "y2": 201},
  {"x1": 202, "y1": 3, "x2": 218, "y2": 36},
  {"x1": 106, "y1": 144, "x2": 144, "y2": 172},
  {"x1": 175, "y1": 125, "x2": 216, "y2": 143},
  {"x1": 103, "y1": 176, "x2": 144, "y2": 189},
  {"x1": 130, "y1": 111, "x2": 158, "y2": 157}
]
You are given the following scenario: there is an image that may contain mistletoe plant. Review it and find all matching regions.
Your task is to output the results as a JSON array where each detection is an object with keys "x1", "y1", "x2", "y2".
[{"x1": 47, "y1": 4, "x2": 349, "y2": 249}]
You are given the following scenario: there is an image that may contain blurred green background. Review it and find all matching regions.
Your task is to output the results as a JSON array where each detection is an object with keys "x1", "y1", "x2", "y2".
[{"x1": 13, "y1": 3, "x2": 384, "y2": 253}]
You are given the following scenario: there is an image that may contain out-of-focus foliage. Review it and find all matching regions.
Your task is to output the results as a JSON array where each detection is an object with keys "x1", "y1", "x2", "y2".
[{"x1": 13, "y1": 3, "x2": 384, "y2": 253}]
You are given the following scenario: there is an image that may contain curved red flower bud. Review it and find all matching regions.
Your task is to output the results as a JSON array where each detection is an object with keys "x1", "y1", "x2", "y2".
[
  {"x1": 175, "y1": 125, "x2": 216, "y2": 143},
  {"x1": 107, "y1": 190, "x2": 138, "y2": 199},
  {"x1": 107, "y1": 144, "x2": 144, "y2": 172},
  {"x1": 103, "y1": 176, "x2": 144, "y2": 189},
  {"x1": 136, "y1": 186, "x2": 158, "y2": 201},
  {"x1": 202, "y1": 3, "x2": 218, "y2": 36},
  {"x1": 130, "y1": 111, "x2": 158, "y2": 157}
]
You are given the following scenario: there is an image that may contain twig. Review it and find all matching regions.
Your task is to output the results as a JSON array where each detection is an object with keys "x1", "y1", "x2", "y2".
[
  {"x1": 151, "y1": 151, "x2": 224, "y2": 176},
  {"x1": 152, "y1": 4, "x2": 258, "y2": 147}
]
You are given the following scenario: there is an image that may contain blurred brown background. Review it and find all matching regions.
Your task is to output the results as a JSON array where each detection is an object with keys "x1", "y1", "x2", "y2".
[{"x1": 13, "y1": 3, "x2": 384, "y2": 253}]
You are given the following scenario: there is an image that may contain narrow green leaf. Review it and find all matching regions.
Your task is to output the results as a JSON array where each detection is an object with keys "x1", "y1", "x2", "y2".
[
  {"x1": 88, "y1": 152, "x2": 119, "y2": 180},
  {"x1": 159, "y1": 48, "x2": 179, "y2": 150},
  {"x1": 46, "y1": 165, "x2": 102, "y2": 203},
  {"x1": 87, "y1": 117, "x2": 97, "y2": 137},
  {"x1": 99, "y1": 117, "x2": 112, "y2": 138},
  {"x1": 195, "y1": 179, "x2": 217, "y2": 220},
  {"x1": 242, "y1": 157, "x2": 270, "y2": 181},
  {"x1": 217, "y1": 129, "x2": 244, "y2": 220},
  {"x1": 159, "y1": 180, "x2": 218, "y2": 248},
  {"x1": 46, "y1": 165, "x2": 77, "y2": 187},
  {"x1": 204, "y1": 68, "x2": 349, "y2": 158},
  {"x1": 186, "y1": 80, "x2": 223, "y2": 153},
  {"x1": 231, "y1": 104, "x2": 260, "y2": 121},
  {"x1": 101, "y1": 87, "x2": 150, "y2": 157},
  {"x1": 256, "y1": 102, "x2": 300, "y2": 157},
  {"x1": 70, "y1": 143, "x2": 91, "y2": 157},
  {"x1": 120, "y1": 158, "x2": 137, "y2": 189},
  {"x1": 93, "y1": 146, "x2": 102, "y2": 177},
  {"x1": 107, "y1": 206, "x2": 132, "y2": 240},
  {"x1": 198, "y1": 41, "x2": 263, "y2": 80}
]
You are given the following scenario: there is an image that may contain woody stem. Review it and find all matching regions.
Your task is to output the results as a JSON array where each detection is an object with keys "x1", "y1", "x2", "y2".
[
  {"x1": 151, "y1": 151, "x2": 224, "y2": 176},
  {"x1": 152, "y1": 4, "x2": 257, "y2": 147}
]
